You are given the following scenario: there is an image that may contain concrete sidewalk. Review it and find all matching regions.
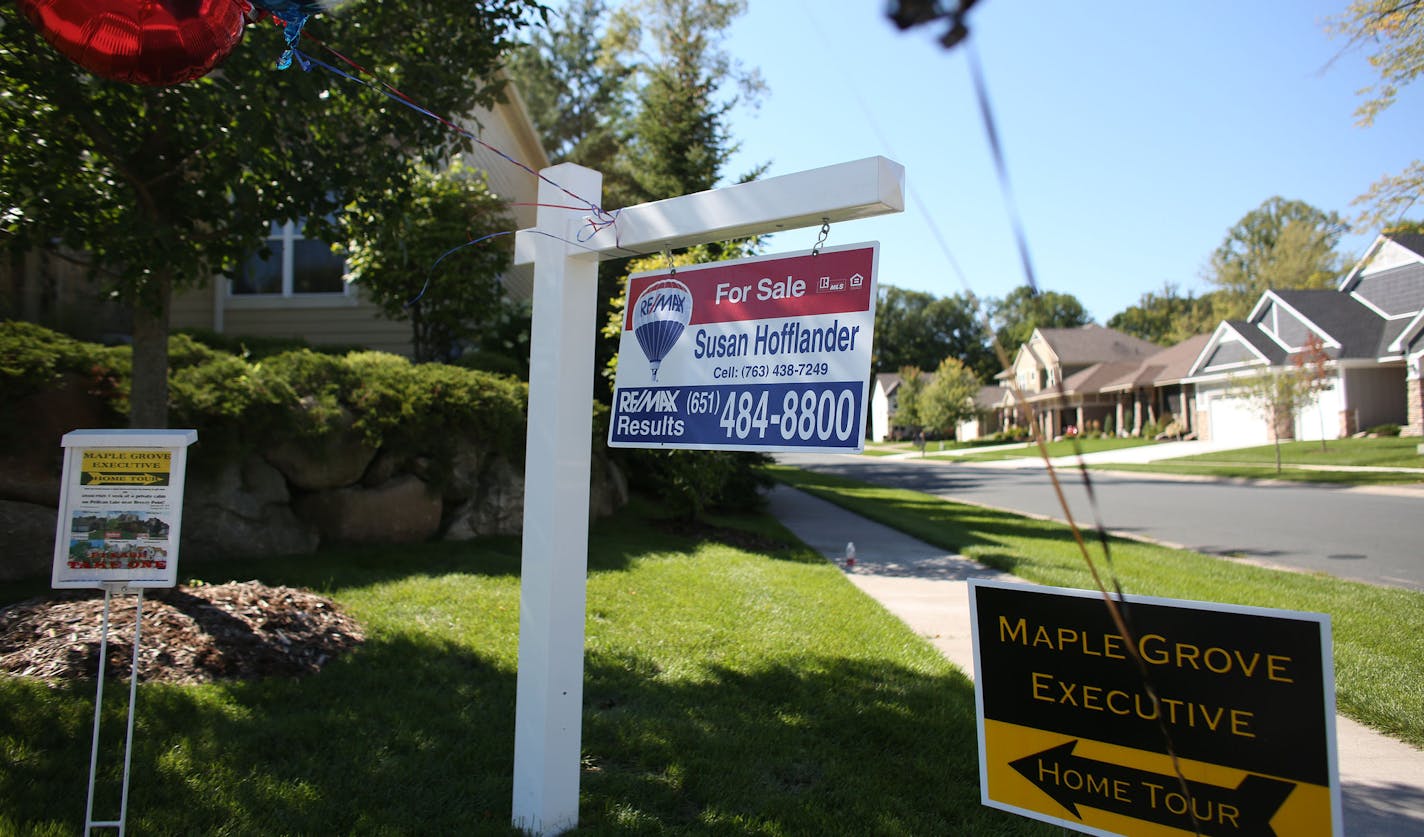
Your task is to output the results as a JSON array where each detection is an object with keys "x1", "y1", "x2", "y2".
[{"x1": 766, "y1": 483, "x2": 1424, "y2": 836}]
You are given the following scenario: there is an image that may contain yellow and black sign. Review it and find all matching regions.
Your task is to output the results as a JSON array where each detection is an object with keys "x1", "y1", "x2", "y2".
[
  {"x1": 79, "y1": 449, "x2": 172, "y2": 486},
  {"x1": 970, "y1": 579, "x2": 1339, "y2": 836}
]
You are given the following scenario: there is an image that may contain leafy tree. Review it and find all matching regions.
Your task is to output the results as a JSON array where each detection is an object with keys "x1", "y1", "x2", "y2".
[
  {"x1": 874, "y1": 285, "x2": 996, "y2": 379},
  {"x1": 919, "y1": 356, "x2": 982, "y2": 435},
  {"x1": 340, "y1": 160, "x2": 513, "y2": 363},
  {"x1": 1329, "y1": 1, "x2": 1424, "y2": 230},
  {"x1": 989, "y1": 286, "x2": 1091, "y2": 351},
  {"x1": 894, "y1": 366, "x2": 927, "y2": 431},
  {"x1": 1230, "y1": 335, "x2": 1333, "y2": 471},
  {"x1": 1204, "y1": 197, "x2": 1349, "y2": 320},
  {"x1": 1106, "y1": 283, "x2": 1222, "y2": 346},
  {"x1": 0, "y1": 0, "x2": 545, "y2": 426}
]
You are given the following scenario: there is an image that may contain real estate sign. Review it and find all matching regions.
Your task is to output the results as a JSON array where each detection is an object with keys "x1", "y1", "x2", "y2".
[
  {"x1": 969, "y1": 579, "x2": 1340, "y2": 836},
  {"x1": 608, "y1": 243, "x2": 878, "y2": 453},
  {"x1": 52, "y1": 429, "x2": 198, "y2": 590}
]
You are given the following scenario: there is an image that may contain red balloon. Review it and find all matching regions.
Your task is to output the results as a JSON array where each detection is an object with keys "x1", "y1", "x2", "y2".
[{"x1": 18, "y1": 0, "x2": 253, "y2": 87}]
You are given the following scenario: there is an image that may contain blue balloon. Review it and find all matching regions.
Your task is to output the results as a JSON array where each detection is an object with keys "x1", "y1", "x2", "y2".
[
  {"x1": 631, "y1": 278, "x2": 693, "y2": 381},
  {"x1": 249, "y1": 0, "x2": 329, "y2": 69}
]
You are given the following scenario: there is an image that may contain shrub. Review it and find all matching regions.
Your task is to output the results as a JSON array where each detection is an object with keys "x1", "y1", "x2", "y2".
[
  {"x1": 169, "y1": 355, "x2": 296, "y2": 461},
  {"x1": 622, "y1": 449, "x2": 774, "y2": 520},
  {"x1": 6, "y1": 323, "x2": 535, "y2": 476},
  {"x1": 995, "y1": 425, "x2": 1029, "y2": 442},
  {"x1": 1367, "y1": 423, "x2": 1401, "y2": 437},
  {"x1": 176, "y1": 328, "x2": 363, "y2": 361},
  {"x1": 0, "y1": 320, "x2": 116, "y2": 395},
  {"x1": 257, "y1": 349, "x2": 363, "y2": 437}
]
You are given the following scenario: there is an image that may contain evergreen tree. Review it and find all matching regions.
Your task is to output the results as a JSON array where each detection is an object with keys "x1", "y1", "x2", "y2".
[{"x1": 619, "y1": 0, "x2": 764, "y2": 202}]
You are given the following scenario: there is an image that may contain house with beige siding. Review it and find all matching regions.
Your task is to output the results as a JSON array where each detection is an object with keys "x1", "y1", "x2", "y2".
[
  {"x1": 169, "y1": 83, "x2": 549, "y2": 356},
  {"x1": 5, "y1": 81, "x2": 548, "y2": 359},
  {"x1": 995, "y1": 324, "x2": 1160, "y2": 438}
]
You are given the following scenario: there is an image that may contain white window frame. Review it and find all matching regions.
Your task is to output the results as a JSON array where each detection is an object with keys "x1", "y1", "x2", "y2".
[{"x1": 227, "y1": 220, "x2": 356, "y2": 309}]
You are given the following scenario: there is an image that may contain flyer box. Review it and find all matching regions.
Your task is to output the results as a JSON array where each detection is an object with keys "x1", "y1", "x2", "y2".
[{"x1": 51, "y1": 429, "x2": 198, "y2": 591}]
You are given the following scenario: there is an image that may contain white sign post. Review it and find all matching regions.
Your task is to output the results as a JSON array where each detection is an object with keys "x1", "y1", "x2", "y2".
[
  {"x1": 509, "y1": 157, "x2": 903, "y2": 834},
  {"x1": 50, "y1": 428, "x2": 197, "y2": 837}
]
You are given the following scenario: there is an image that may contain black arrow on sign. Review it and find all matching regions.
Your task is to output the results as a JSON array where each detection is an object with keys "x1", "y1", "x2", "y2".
[{"x1": 1009, "y1": 740, "x2": 1295, "y2": 836}]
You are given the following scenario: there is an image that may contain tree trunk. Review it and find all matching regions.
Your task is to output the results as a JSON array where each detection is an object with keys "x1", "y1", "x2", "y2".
[{"x1": 128, "y1": 269, "x2": 172, "y2": 429}]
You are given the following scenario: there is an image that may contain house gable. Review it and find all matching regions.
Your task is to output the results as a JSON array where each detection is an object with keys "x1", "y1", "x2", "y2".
[
  {"x1": 1351, "y1": 263, "x2": 1424, "y2": 318},
  {"x1": 1201, "y1": 340, "x2": 1260, "y2": 369},
  {"x1": 1254, "y1": 297, "x2": 1320, "y2": 350},
  {"x1": 1340, "y1": 232, "x2": 1424, "y2": 318},
  {"x1": 1189, "y1": 321, "x2": 1277, "y2": 376},
  {"x1": 1267, "y1": 289, "x2": 1387, "y2": 360}
]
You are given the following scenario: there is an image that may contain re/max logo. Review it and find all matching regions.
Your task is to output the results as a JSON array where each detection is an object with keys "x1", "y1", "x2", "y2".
[
  {"x1": 617, "y1": 390, "x2": 681, "y2": 413},
  {"x1": 638, "y1": 292, "x2": 686, "y2": 316}
]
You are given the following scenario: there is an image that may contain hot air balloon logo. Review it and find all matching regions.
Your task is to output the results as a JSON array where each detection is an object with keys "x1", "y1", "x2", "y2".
[{"x1": 631, "y1": 278, "x2": 694, "y2": 381}]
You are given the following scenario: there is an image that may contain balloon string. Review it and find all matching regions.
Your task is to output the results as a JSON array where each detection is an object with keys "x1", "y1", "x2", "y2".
[
  {"x1": 289, "y1": 42, "x2": 619, "y2": 240},
  {"x1": 403, "y1": 228, "x2": 610, "y2": 309},
  {"x1": 404, "y1": 230, "x2": 515, "y2": 309}
]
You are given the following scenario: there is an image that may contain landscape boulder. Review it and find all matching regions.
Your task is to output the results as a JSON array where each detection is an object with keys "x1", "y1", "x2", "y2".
[{"x1": 296, "y1": 474, "x2": 443, "y2": 544}]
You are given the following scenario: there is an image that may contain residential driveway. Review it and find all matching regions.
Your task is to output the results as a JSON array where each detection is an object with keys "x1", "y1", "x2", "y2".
[{"x1": 777, "y1": 452, "x2": 1424, "y2": 591}]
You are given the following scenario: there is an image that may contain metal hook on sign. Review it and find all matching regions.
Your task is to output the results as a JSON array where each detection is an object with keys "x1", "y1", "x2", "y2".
[
  {"x1": 662, "y1": 247, "x2": 676, "y2": 278},
  {"x1": 811, "y1": 218, "x2": 831, "y2": 256}
]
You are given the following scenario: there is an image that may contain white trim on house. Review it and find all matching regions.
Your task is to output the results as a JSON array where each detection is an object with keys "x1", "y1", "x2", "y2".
[
  {"x1": 1187, "y1": 321, "x2": 1274, "y2": 376},
  {"x1": 1247, "y1": 290, "x2": 1342, "y2": 352},
  {"x1": 1389, "y1": 309, "x2": 1424, "y2": 353}
]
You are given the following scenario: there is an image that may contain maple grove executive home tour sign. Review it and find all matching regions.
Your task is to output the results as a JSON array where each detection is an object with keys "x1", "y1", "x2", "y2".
[
  {"x1": 608, "y1": 242, "x2": 878, "y2": 453},
  {"x1": 52, "y1": 429, "x2": 197, "y2": 591},
  {"x1": 969, "y1": 579, "x2": 1340, "y2": 837}
]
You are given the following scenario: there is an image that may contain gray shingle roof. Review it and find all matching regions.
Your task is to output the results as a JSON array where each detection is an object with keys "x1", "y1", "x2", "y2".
[
  {"x1": 1101, "y1": 333, "x2": 1212, "y2": 391},
  {"x1": 1349, "y1": 262, "x2": 1424, "y2": 317},
  {"x1": 1388, "y1": 231, "x2": 1424, "y2": 259},
  {"x1": 1036, "y1": 324, "x2": 1160, "y2": 365},
  {"x1": 1227, "y1": 320, "x2": 1288, "y2": 365},
  {"x1": 1270, "y1": 289, "x2": 1387, "y2": 359}
]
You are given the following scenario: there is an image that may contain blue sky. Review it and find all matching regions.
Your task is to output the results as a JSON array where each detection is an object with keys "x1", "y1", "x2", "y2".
[{"x1": 718, "y1": 1, "x2": 1422, "y2": 323}]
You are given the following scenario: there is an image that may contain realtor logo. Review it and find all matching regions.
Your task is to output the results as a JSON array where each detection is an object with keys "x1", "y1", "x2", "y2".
[{"x1": 816, "y1": 275, "x2": 846, "y2": 293}]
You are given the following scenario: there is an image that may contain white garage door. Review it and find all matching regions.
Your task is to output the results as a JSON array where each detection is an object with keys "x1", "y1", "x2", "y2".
[{"x1": 1208, "y1": 396, "x2": 1270, "y2": 446}]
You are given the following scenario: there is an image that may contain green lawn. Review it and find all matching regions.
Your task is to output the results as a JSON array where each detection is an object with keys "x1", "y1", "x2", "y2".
[
  {"x1": 1089, "y1": 461, "x2": 1424, "y2": 485},
  {"x1": 946, "y1": 436, "x2": 1157, "y2": 461},
  {"x1": 0, "y1": 503, "x2": 1055, "y2": 836},
  {"x1": 1088, "y1": 437, "x2": 1424, "y2": 486},
  {"x1": 767, "y1": 465, "x2": 1424, "y2": 750},
  {"x1": 1171, "y1": 436, "x2": 1424, "y2": 468}
]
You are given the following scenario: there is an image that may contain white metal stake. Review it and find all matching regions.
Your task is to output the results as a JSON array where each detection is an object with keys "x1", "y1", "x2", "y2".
[
  {"x1": 84, "y1": 585, "x2": 144, "y2": 836},
  {"x1": 83, "y1": 588, "x2": 113, "y2": 832},
  {"x1": 511, "y1": 163, "x2": 603, "y2": 836}
]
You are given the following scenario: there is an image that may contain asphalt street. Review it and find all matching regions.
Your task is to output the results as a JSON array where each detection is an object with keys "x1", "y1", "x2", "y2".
[{"x1": 776, "y1": 452, "x2": 1424, "y2": 592}]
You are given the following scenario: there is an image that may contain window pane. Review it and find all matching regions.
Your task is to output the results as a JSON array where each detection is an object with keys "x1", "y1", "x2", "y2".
[
  {"x1": 234, "y1": 243, "x2": 284, "y2": 295},
  {"x1": 291, "y1": 238, "x2": 346, "y2": 294}
]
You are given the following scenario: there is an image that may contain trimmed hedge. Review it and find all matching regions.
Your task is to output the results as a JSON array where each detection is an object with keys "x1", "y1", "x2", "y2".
[
  {"x1": 3, "y1": 321, "x2": 769, "y2": 517},
  {"x1": 1, "y1": 322, "x2": 529, "y2": 467}
]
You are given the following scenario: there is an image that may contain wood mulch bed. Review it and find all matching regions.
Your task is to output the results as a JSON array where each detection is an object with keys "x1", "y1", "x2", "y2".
[{"x1": 0, "y1": 581, "x2": 364, "y2": 685}]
